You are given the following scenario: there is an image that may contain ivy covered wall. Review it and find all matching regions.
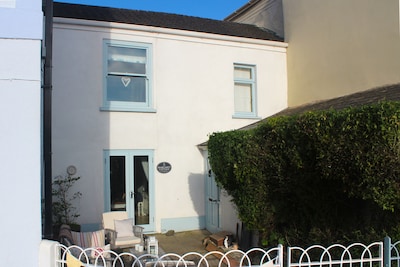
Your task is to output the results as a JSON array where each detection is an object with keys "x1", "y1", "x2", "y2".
[{"x1": 209, "y1": 101, "x2": 400, "y2": 247}]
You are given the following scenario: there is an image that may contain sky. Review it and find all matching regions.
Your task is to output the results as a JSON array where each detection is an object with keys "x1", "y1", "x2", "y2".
[{"x1": 56, "y1": 0, "x2": 250, "y2": 20}]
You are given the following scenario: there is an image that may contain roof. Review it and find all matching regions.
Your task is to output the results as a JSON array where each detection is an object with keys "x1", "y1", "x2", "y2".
[
  {"x1": 241, "y1": 83, "x2": 400, "y2": 130},
  {"x1": 53, "y1": 2, "x2": 283, "y2": 42},
  {"x1": 198, "y1": 83, "x2": 400, "y2": 148},
  {"x1": 224, "y1": 0, "x2": 264, "y2": 21}
]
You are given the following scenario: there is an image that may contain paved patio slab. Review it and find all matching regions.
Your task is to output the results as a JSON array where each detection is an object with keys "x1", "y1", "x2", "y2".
[{"x1": 151, "y1": 229, "x2": 211, "y2": 255}]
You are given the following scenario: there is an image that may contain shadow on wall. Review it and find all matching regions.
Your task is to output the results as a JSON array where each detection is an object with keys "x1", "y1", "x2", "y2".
[{"x1": 188, "y1": 172, "x2": 206, "y2": 228}]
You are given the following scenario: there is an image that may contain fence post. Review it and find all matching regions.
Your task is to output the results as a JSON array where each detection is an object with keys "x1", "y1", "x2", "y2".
[
  {"x1": 287, "y1": 246, "x2": 291, "y2": 267},
  {"x1": 384, "y1": 236, "x2": 391, "y2": 267},
  {"x1": 277, "y1": 244, "x2": 284, "y2": 267}
]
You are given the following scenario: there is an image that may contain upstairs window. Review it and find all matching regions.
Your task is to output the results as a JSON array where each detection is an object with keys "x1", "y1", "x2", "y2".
[
  {"x1": 233, "y1": 64, "x2": 257, "y2": 118},
  {"x1": 101, "y1": 40, "x2": 154, "y2": 112}
]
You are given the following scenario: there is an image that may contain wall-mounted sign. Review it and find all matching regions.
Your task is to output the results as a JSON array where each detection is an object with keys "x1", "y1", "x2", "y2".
[{"x1": 157, "y1": 162, "x2": 172, "y2": 174}]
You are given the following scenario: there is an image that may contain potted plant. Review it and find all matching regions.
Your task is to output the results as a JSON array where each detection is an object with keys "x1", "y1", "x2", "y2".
[{"x1": 52, "y1": 173, "x2": 82, "y2": 234}]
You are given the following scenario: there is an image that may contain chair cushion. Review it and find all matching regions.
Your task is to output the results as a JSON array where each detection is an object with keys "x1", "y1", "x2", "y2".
[
  {"x1": 102, "y1": 211, "x2": 128, "y2": 230},
  {"x1": 262, "y1": 261, "x2": 275, "y2": 267},
  {"x1": 66, "y1": 252, "x2": 85, "y2": 267},
  {"x1": 90, "y1": 230, "x2": 106, "y2": 247},
  {"x1": 114, "y1": 218, "x2": 134, "y2": 237},
  {"x1": 71, "y1": 229, "x2": 105, "y2": 248},
  {"x1": 66, "y1": 252, "x2": 97, "y2": 267},
  {"x1": 90, "y1": 244, "x2": 111, "y2": 259},
  {"x1": 115, "y1": 235, "x2": 141, "y2": 247}
]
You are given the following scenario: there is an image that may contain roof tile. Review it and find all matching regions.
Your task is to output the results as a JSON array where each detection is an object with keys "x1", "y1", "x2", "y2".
[
  {"x1": 53, "y1": 2, "x2": 283, "y2": 42},
  {"x1": 241, "y1": 83, "x2": 400, "y2": 130}
]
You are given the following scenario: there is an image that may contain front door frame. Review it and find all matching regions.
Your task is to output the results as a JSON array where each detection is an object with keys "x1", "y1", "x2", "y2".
[
  {"x1": 104, "y1": 149, "x2": 155, "y2": 232},
  {"x1": 204, "y1": 151, "x2": 222, "y2": 233}
]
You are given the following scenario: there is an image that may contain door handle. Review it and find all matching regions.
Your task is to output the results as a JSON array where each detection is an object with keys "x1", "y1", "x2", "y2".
[
  {"x1": 209, "y1": 198, "x2": 219, "y2": 203},
  {"x1": 130, "y1": 191, "x2": 134, "y2": 198}
]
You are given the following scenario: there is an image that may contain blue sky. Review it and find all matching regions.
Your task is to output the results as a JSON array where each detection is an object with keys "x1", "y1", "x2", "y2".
[{"x1": 56, "y1": 0, "x2": 249, "y2": 20}]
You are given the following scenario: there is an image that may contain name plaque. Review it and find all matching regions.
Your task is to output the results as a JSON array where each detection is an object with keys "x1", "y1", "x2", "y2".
[{"x1": 157, "y1": 162, "x2": 172, "y2": 173}]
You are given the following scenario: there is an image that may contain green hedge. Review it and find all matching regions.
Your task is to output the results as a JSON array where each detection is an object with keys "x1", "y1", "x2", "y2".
[{"x1": 208, "y1": 101, "x2": 400, "y2": 247}]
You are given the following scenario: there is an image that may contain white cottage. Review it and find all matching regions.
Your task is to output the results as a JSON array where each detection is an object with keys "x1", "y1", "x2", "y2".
[{"x1": 52, "y1": 2, "x2": 287, "y2": 234}]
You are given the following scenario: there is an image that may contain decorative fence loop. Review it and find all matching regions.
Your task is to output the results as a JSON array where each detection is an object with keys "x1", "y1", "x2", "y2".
[
  {"x1": 288, "y1": 242, "x2": 383, "y2": 267},
  {"x1": 55, "y1": 243, "x2": 283, "y2": 267},
  {"x1": 57, "y1": 239, "x2": 400, "y2": 267}
]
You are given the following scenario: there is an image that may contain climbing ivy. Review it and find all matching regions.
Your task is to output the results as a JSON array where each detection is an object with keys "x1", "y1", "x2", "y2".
[{"x1": 208, "y1": 101, "x2": 400, "y2": 247}]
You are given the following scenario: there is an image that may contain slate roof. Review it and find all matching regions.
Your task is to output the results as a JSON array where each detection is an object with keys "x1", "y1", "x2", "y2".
[
  {"x1": 53, "y1": 2, "x2": 283, "y2": 42},
  {"x1": 241, "y1": 83, "x2": 400, "y2": 130},
  {"x1": 225, "y1": 0, "x2": 263, "y2": 21},
  {"x1": 199, "y1": 84, "x2": 400, "y2": 147}
]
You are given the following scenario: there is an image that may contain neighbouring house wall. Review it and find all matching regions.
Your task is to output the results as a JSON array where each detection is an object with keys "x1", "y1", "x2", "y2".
[
  {"x1": 282, "y1": 0, "x2": 400, "y2": 106},
  {"x1": 0, "y1": 0, "x2": 43, "y2": 266},
  {"x1": 219, "y1": 190, "x2": 241, "y2": 235},
  {"x1": 226, "y1": 0, "x2": 284, "y2": 38},
  {"x1": 52, "y1": 18, "x2": 287, "y2": 233}
]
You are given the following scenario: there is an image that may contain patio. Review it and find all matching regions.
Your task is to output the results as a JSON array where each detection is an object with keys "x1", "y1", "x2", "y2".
[{"x1": 151, "y1": 230, "x2": 211, "y2": 255}]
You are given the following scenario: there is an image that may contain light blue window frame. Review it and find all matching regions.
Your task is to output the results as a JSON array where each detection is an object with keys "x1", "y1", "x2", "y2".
[
  {"x1": 101, "y1": 39, "x2": 155, "y2": 112},
  {"x1": 233, "y1": 63, "x2": 258, "y2": 118},
  {"x1": 104, "y1": 149, "x2": 155, "y2": 232}
]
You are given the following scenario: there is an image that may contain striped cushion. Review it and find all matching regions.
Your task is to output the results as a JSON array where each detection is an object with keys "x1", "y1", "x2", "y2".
[
  {"x1": 71, "y1": 229, "x2": 105, "y2": 248},
  {"x1": 90, "y1": 230, "x2": 105, "y2": 247}
]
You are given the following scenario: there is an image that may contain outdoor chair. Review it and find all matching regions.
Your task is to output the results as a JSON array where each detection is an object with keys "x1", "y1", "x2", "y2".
[
  {"x1": 59, "y1": 224, "x2": 108, "y2": 249},
  {"x1": 102, "y1": 211, "x2": 144, "y2": 249},
  {"x1": 58, "y1": 224, "x2": 111, "y2": 261}
]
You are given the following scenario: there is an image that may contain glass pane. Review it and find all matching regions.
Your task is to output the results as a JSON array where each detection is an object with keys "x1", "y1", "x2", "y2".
[
  {"x1": 134, "y1": 156, "x2": 150, "y2": 225},
  {"x1": 234, "y1": 67, "x2": 252, "y2": 80},
  {"x1": 234, "y1": 83, "x2": 252, "y2": 112},
  {"x1": 107, "y1": 76, "x2": 146, "y2": 102},
  {"x1": 108, "y1": 61, "x2": 146, "y2": 75},
  {"x1": 110, "y1": 156, "x2": 126, "y2": 211},
  {"x1": 108, "y1": 46, "x2": 146, "y2": 75}
]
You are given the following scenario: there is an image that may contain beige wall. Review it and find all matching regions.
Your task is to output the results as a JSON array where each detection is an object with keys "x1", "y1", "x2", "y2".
[{"x1": 283, "y1": 0, "x2": 400, "y2": 106}]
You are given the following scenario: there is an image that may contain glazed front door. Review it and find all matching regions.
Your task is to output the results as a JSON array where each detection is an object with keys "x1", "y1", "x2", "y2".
[{"x1": 104, "y1": 150, "x2": 154, "y2": 232}]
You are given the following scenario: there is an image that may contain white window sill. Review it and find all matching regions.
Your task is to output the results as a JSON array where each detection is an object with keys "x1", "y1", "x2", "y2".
[
  {"x1": 100, "y1": 106, "x2": 157, "y2": 113},
  {"x1": 232, "y1": 114, "x2": 260, "y2": 119}
]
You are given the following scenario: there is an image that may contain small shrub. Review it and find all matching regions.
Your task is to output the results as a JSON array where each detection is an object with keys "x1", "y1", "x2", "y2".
[{"x1": 52, "y1": 174, "x2": 82, "y2": 226}]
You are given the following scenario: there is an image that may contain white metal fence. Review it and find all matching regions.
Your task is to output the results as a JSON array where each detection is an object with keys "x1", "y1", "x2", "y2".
[
  {"x1": 44, "y1": 237, "x2": 400, "y2": 267},
  {"x1": 54, "y1": 243, "x2": 283, "y2": 267},
  {"x1": 386, "y1": 236, "x2": 400, "y2": 267},
  {"x1": 288, "y1": 242, "x2": 383, "y2": 267}
]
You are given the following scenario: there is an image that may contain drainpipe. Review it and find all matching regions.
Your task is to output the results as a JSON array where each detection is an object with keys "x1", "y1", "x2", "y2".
[{"x1": 42, "y1": 0, "x2": 53, "y2": 239}]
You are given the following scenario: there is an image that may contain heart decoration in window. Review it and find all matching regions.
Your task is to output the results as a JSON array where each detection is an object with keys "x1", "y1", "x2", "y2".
[{"x1": 121, "y1": 77, "x2": 131, "y2": 87}]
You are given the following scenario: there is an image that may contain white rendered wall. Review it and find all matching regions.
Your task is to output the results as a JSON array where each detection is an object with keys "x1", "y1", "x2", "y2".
[
  {"x1": 0, "y1": 0, "x2": 43, "y2": 39},
  {"x1": 52, "y1": 19, "x2": 287, "y2": 233},
  {"x1": 0, "y1": 0, "x2": 42, "y2": 266},
  {"x1": 219, "y1": 190, "x2": 242, "y2": 235}
]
